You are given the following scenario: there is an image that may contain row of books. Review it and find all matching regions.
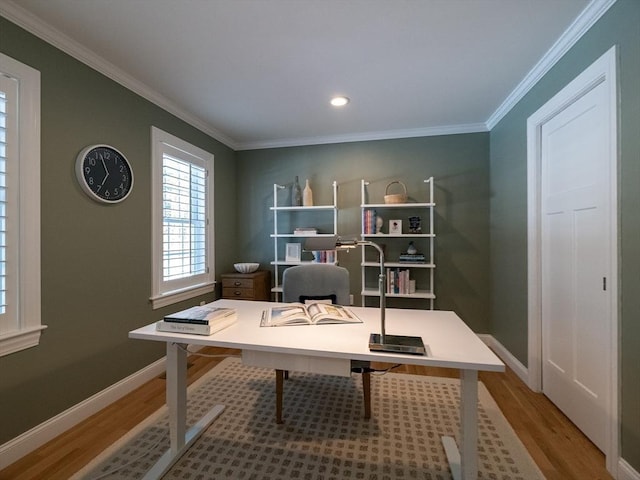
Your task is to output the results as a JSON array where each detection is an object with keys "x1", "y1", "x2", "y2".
[
  {"x1": 156, "y1": 304, "x2": 237, "y2": 335},
  {"x1": 387, "y1": 268, "x2": 416, "y2": 294},
  {"x1": 311, "y1": 250, "x2": 336, "y2": 263},
  {"x1": 362, "y1": 209, "x2": 378, "y2": 234}
]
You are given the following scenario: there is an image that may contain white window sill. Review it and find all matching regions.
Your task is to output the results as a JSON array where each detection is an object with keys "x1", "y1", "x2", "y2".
[
  {"x1": 0, "y1": 325, "x2": 48, "y2": 357},
  {"x1": 150, "y1": 282, "x2": 216, "y2": 309}
]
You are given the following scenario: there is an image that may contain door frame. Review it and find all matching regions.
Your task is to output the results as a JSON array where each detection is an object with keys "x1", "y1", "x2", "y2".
[{"x1": 526, "y1": 46, "x2": 618, "y2": 472}]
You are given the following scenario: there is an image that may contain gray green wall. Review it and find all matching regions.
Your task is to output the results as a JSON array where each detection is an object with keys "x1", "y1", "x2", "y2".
[
  {"x1": 489, "y1": 0, "x2": 640, "y2": 469},
  {"x1": 0, "y1": 17, "x2": 237, "y2": 444},
  {"x1": 2, "y1": 0, "x2": 639, "y2": 473},
  {"x1": 235, "y1": 134, "x2": 491, "y2": 332}
]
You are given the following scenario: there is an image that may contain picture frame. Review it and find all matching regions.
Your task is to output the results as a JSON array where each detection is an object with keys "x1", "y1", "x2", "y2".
[
  {"x1": 285, "y1": 242, "x2": 301, "y2": 262},
  {"x1": 389, "y1": 219, "x2": 402, "y2": 235}
]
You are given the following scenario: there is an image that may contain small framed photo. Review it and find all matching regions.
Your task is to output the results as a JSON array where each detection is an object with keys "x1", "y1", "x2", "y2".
[
  {"x1": 389, "y1": 219, "x2": 402, "y2": 235},
  {"x1": 285, "y1": 242, "x2": 301, "y2": 262}
]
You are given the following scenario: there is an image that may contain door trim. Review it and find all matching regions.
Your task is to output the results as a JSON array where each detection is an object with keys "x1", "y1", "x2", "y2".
[{"x1": 526, "y1": 46, "x2": 618, "y2": 473}]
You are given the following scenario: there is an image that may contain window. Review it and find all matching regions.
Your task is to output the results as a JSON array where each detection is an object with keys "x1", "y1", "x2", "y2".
[
  {"x1": 0, "y1": 53, "x2": 43, "y2": 357},
  {"x1": 150, "y1": 127, "x2": 214, "y2": 308}
]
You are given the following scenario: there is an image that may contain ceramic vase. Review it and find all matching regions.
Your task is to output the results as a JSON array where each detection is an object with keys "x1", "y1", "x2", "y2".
[{"x1": 303, "y1": 179, "x2": 313, "y2": 206}]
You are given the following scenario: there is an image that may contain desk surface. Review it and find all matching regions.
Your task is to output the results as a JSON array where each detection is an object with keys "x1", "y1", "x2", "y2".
[{"x1": 130, "y1": 299, "x2": 504, "y2": 372}]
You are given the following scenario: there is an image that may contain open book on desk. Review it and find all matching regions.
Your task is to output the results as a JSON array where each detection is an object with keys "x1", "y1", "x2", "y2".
[{"x1": 261, "y1": 303, "x2": 362, "y2": 327}]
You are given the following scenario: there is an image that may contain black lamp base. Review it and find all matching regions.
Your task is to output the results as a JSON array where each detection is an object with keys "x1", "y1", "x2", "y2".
[{"x1": 368, "y1": 333, "x2": 426, "y2": 355}]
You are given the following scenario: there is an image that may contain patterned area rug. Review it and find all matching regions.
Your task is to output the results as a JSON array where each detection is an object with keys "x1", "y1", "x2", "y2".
[{"x1": 74, "y1": 358, "x2": 544, "y2": 479}]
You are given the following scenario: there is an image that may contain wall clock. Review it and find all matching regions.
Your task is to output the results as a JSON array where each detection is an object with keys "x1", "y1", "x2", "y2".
[{"x1": 75, "y1": 144, "x2": 134, "y2": 203}]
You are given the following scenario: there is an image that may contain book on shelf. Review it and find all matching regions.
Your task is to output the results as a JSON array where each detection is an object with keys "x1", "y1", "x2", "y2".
[
  {"x1": 312, "y1": 249, "x2": 336, "y2": 263},
  {"x1": 260, "y1": 303, "x2": 362, "y2": 327},
  {"x1": 362, "y1": 209, "x2": 377, "y2": 234},
  {"x1": 156, "y1": 314, "x2": 236, "y2": 336},
  {"x1": 386, "y1": 268, "x2": 415, "y2": 294},
  {"x1": 293, "y1": 227, "x2": 318, "y2": 235},
  {"x1": 398, "y1": 253, "x2": 426, "y2": 263},
  {"x1": 163, "y1": 304, "x2": 237, "y2": 325}
]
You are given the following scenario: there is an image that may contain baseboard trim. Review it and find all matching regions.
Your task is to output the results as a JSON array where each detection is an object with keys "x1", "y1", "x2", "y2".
[
  {"x1": 0, "y1": 357, "x2": 167, "y2": 470},
  {"x1": 619, "y1": 458, "x2": 640, "y2": 480},
  {"x1": 477, "y1": 334, "x2": 529, "y2": 385}
]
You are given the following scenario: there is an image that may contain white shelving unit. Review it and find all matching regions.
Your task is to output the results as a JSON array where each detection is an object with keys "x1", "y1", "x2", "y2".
[
  {"x1": 360, "y1": 178, "x2": 435, "y2": 308},
  {"x1": 270, "y1": 181, "x2": 338, "y2": 301}
]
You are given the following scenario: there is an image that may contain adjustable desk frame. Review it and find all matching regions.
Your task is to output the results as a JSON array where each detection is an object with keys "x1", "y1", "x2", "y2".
[{"x1": 129, "y1": 299, "x2": 504, "y2": 480}]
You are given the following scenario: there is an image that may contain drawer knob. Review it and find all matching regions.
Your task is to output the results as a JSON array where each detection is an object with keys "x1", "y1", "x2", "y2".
[
  {"x1": 234, "y1": 281, "x2": 242, "y2": 286},
  {"x1": 234, "y1": 290, "x2": 242, "y2": 296}
]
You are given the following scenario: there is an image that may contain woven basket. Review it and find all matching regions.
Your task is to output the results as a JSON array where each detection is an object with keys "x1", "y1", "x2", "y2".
[{"x1": 384, "y1": 181, "x2": 408, "y2": 204}]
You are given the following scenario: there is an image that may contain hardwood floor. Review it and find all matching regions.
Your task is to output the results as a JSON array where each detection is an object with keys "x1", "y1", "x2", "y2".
[{"x1": 0, "y1": 347, "x2": 612, "y2": 480}]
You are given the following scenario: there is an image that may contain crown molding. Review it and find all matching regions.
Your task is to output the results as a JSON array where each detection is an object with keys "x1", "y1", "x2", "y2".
[
  {"x1": 1, "y1": 0, "x2": 615, "y2": 150},
  {"x1": 486, "y1": 0, "x2": 617, "y2": 129},
  {"x1": 0, "y1": 0, "x2": 238, "y2": 150},
  {"x1": 236, "y1": 123, "x2": 488, "y2": 151}
]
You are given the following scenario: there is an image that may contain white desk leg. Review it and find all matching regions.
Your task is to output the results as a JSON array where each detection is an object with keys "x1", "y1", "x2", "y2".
[
  {"x1": 442, "y1": 369, "x2": 478, "y2": 480},
  {"x1": 141, "y1": 342, "x2": 225, "y2": 480},
  {"x1": 167, "y1": 341, "x2": 188, "y2": 453}
]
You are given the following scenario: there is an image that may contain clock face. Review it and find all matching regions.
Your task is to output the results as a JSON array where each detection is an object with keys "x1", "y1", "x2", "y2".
[{"x1": 76, "y1": 145, "x2": 134, "y2": 203}]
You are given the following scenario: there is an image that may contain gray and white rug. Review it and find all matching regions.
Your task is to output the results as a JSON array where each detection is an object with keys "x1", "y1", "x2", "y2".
[{"x1": 74, "y1": 358, "x2": 544, "y2": 479}]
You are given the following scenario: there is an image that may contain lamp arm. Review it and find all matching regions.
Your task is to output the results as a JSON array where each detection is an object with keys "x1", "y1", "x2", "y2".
[{"x1": 358, "y1": 240, "x2": 386, "y2": 341}]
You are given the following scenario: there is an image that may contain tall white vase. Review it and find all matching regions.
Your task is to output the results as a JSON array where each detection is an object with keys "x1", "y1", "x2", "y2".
[{"x1": 303, "y1": 179, "x2": 313, "y2": 206}]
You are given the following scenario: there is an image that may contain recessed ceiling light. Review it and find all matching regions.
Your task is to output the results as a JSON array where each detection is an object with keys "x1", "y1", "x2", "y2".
[{"x1": 330, "y1": 96, "x2": 350, "y2": 107}]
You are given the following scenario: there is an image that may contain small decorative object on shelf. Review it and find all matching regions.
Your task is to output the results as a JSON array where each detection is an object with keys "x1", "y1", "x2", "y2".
[
  {"x1": 303, "y1": 179, "x2": 313, "y2": 206},
  {"x1": 389, "y1": 219, "x2": 402, "y2": 234},
  {"x1": 285, "y1": 243, "x2": 301, "y2": 262},
  {"x1": 376, "y1": 215, "x2": 384, "y2": 233},
  {"x1": 292, "y1": 176, "x2": 302, "y2": 206},
  {"x1": 234, "y1": 262, "x2": 260, "y2": 273},
  {"x1": 407, "y1": 241, "x2": 417, "y2": 255},
  {"x1": 408, "y1": 216, "x2": 422, "y2": 233},
  {"x1": 383, "y1": 181, "x2": 408, "y2": 204}
]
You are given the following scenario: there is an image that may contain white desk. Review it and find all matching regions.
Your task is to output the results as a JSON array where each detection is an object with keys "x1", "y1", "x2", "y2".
[{"x1": 129, "y1": 299, "x2": 504, "y2": 480}]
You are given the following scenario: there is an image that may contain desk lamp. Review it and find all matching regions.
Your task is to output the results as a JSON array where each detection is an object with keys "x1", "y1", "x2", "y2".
[{"x1": 303, "y1": 235, "x2": 426, "y2": 355}]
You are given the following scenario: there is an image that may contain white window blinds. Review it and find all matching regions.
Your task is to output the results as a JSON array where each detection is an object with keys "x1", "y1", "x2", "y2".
[{"x1": 162, "y1": 155, "x2": 207, "y2": 280}]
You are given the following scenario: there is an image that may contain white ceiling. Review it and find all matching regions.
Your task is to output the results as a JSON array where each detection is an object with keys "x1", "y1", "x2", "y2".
[{"x1": 2, "y1": 0, "x2": 600, "y2": 150}]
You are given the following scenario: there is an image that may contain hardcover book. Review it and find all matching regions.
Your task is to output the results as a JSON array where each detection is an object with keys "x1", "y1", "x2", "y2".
[
  {"x1": 260, "y1": 303, "x2": 362, "y2": 327},
  {"x1": 163, "y1": 304, "x2": 237, "y2": 325},
  {"x1": 156, "y1": 314, "x2": 236, "y2": 335}
]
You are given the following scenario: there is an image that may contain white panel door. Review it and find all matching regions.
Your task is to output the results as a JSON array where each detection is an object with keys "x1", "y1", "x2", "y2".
[{"x1": 540, "y1": 79, "x2": 610, "y2": 452}]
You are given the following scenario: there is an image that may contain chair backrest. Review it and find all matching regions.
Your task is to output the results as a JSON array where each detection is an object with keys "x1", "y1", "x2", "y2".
[{"x1": 282, "y1": 264, "x2": 350, "y2": 305}]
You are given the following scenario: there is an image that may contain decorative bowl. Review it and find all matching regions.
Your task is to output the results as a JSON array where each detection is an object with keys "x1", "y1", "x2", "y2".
[{"x1": 234, "y1": 262, "x2": 259, "y2": 274}]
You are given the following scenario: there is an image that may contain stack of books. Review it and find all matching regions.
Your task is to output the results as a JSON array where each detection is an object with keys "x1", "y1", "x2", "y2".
[
  {"x1": 398, "y1": 253, "x2": 426, "y2": 263},
  {"x1": 156, "y1": 304, "x2": 237, "y2": 335},
  {"x1": 293, "y1": 227, "x2": 318, "y2": 235}
]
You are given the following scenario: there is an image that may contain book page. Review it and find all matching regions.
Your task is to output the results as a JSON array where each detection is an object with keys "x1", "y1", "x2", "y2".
[
  {"x1": 307, "y1": 304, "x2": 361, "y2": 324},
  {"x1": 261, "y1": 304, "x2": 311, "y2": 327}
]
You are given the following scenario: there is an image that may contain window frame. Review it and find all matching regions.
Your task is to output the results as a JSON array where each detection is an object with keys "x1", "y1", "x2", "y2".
[
  {"x1": 0, "y1": 53, "x2": 43, "y2": 357},
  {"x1": 150, "y1": 126, "x2": 215, "y2": 309}
]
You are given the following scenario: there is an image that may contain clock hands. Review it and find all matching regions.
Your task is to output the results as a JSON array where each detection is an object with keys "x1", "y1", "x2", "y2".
[{"x1": 100, "y1": 154, "x2": 110, "y2": 186}]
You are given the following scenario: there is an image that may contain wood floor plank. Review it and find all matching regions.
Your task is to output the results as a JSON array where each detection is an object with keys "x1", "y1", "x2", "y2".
[{"x1": 0, "y1": 346, "x2": 612, "y2": 480}]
